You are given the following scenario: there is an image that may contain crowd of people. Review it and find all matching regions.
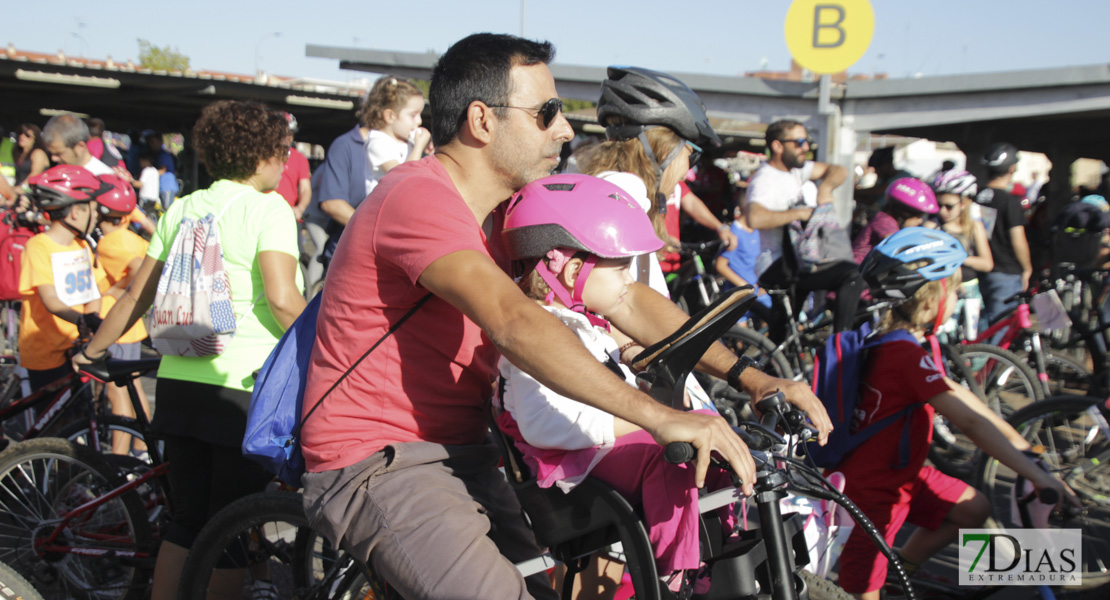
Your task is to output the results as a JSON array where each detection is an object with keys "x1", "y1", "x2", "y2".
[{"x1": 1, "y1": 30, "x2": 1104, "y2": 600}]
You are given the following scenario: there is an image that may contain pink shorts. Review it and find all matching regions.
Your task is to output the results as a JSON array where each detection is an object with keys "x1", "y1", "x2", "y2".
[{"x1": 837, "y1": 465, "x2": 969, "y2": 594}]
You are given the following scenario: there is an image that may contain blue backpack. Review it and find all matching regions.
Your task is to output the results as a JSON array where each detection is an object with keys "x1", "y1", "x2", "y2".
[
  {"x1": 243, "y1": 293, "x2": 431, "y2": 487},
  {"x1": 242, "y1": 293, "x2": 322, "y2": 487},
  {"x1": 804, "y1": 324, "x2": 923, "y2": 469}
]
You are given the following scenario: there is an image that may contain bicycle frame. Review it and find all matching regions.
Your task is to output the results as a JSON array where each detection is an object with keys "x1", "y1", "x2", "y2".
[
  {"x1": 0, "y1": 372, "x2": 108, "y2": 450},
  {"x1": 31, "y1": 372, "x2": 168, "y2": 566}
]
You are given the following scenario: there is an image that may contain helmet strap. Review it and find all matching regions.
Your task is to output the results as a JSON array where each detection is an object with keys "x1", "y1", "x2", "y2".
[
  {"x1": 536, "y1": 255, "x2": 610, "y2": 330},
  {"x1": 636, "y1": 130, "x2": 682, "y2": 216}
]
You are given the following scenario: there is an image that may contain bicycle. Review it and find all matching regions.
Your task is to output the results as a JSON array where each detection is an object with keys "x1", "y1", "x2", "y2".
[
  {"x1": 666, "y1": 239, "x2": 726, "y2": 316},
  {"x1": 0, "y1": 357, "x2": 167, "y2": 600},
  {"x1": 882, "y1": 394, "x2": 1110, "y2": 599},
  {"x1": 177, "y1": 288, "x2": 897, "y2": 600}
]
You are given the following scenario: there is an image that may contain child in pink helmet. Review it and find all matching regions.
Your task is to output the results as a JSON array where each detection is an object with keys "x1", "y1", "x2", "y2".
[
  {"x1": 496, "y1": 173, "x2": 731, "y2": 588},
  {"x1": 852, "y1": 177, "x2": 939, "y2": 265}
]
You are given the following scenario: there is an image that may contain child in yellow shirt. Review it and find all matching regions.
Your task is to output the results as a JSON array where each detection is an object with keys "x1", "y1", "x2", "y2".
[
  {"x1": 20, "y1": 166, "x2": 108, "y2": 391},
  {"x1": 94, "y1": 175, "x2": 154, "y2": 455}
]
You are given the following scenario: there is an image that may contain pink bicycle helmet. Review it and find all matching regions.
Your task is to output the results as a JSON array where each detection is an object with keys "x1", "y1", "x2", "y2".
[
  {"x1": 504, "y1": 174, "x2": 663, "y2": 324},
  {"x1": 885, "y1": 177, "x2": 938, "y2": 215},
  {"x1": 95, "y1": 174, "x2": 137, "y2": 218}
]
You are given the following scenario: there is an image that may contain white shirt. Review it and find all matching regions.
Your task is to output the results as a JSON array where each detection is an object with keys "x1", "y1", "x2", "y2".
[
  {"x1": 746, "y1": 160, "x2": 815, "y2": 264},
  {"x1": 138, "y1": 167, "x2": 160, "y2": 202},
  {"x1": 499, "y1": 306, "x2": 629, "y2": 451},
  {"x1": 82, "y1": 156, "x2": 113, "y2": 176},
  {"x1": 364, "y1": 129, "x2": 412, "y2": 197}
]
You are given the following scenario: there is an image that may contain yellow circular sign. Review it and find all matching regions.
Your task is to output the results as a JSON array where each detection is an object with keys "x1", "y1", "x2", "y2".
[{"x1": 785, "y1": 0, "x2": 875, "y2": 74}]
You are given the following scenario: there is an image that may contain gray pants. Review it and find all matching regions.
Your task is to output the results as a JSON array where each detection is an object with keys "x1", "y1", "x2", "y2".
[
  {"x1": 302, "y1": 216, "x2": 328, "y2": 298},
  {"x1": 302, "y1": 441, "x2": 558, "y2": 600}
]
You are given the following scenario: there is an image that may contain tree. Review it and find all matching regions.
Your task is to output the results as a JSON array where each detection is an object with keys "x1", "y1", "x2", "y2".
[{"x1": 137, "y1": 39, "x2": 190, "y2": 71}]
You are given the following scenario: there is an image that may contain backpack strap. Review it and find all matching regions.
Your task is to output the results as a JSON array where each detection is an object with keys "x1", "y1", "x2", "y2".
[
  {"x1": 293, "y1": 293, "x2": 433, "y2": 439},
  {"x1": 865, "y1": 328, "x2": 926, "y2": 469}
]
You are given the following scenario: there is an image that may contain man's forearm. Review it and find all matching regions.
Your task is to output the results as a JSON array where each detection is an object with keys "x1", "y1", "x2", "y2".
[
  {"x1": 320, "y1": 200, "x2": 355, "y2": 226},
  {"x1": 747, "y1": 204, "x2": 813, "y2": 230}
]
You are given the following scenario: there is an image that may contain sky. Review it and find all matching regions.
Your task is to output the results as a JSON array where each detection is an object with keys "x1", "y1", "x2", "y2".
[{"x1": 3, "y1": 0, "x2": 1107, "y2": 86}]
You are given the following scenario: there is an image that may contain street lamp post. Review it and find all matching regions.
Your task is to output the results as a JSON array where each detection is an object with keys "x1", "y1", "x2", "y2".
[{"x1": 255, "y1": 32, "x2": 282, "y2": 75}]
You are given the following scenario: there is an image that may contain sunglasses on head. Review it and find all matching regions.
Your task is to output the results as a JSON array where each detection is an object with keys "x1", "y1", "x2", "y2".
[{"x1": 488, "y1": 98, "x2": 563, "y2": 129}]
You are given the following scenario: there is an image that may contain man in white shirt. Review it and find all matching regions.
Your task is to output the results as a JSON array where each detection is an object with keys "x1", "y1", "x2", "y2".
[
  {"x1": 43, "y1": 114, "x2": 156, "y2": 234},
  {"x1": 747, "y1": 119, "x2": 862, "y2": 342},
  {"x1": 42, "y1": 113, "x2": 113, "y2": 176}
]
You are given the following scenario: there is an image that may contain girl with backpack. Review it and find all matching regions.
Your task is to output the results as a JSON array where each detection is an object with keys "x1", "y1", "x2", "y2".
[
  {"x1": 494, "y1": 173, "x2": 735, "y2": 592},
  {"x1": 74, "y1": 100, "x2": 307, "y2": 600},
  {"x1": 836, "y1": 227, "x2": 1078, "y2": 599}
]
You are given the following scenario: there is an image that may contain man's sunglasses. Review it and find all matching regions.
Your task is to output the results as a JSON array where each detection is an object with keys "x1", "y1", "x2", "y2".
[
  {"x1": 780, "y1": 137, "x2": 812, "y2": 148},
  {"x1": 488, "y1": 98, "x2": 564, "y2": 129},
  {"x1": 488, "y1": 98, "x2": 563, "y2": 128}
]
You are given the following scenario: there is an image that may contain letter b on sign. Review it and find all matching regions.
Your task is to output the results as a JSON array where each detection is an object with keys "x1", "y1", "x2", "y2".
[{"x1": 785, "y1": 0, "x2": 874, "y2": 74}]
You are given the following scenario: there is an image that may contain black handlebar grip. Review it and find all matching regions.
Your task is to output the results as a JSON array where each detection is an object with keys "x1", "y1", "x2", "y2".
[{"x1": 665, "y1": 442, "x2": 696, "y2": 464}]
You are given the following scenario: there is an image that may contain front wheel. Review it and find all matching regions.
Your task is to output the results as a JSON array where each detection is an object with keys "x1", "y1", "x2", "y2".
[
  {"x1": 972, "y1": 395, "x2": 1110, "y2": 589},
  {"x1": 0, "y1": 438, "x2": 154, "y2": 600},
  {"x1": 799, "y1": 570, "x2": 853, "y2": 600}
]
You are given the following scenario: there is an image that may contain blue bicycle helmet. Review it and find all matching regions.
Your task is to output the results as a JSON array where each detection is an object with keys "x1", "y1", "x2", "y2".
[{"x1": 861, "y1": 227, "x2": 968, "y2": 299}]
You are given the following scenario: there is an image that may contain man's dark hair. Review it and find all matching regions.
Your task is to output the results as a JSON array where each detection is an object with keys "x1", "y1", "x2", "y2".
[
  {"x1": 868, "y1": 146, "x2": 895, "y2": 168},
  {"x1": 764, "y1": 119, "x2": 803, "y2": 146},
  {"x1": 429, "y1": 33, "x2": 555, "y2": 147}
]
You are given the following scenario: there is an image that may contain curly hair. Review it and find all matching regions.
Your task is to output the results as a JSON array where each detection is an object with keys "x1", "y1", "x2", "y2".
[
  {"x1": 358, "y1": 76, "x2": 424, "y2": 130},
  {"x1": 193, "y1": 100, "x2": 288, "y2": 182}
]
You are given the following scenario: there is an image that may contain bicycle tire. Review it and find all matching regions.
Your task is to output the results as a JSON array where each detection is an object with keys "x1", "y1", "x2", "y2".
[
  {"x1": 0, "y1": 559, "x2": 43, "y2": 600},
  {"x1": 972, "y1": 395, "x2": 1110, "y2": 589},
  {"x1": 0, "y1": 438, "x2": 154, "y2": 600},
  {"x1": 178, "y1": 491, "x2": 392, "y2": 600},
  {"x1": 720, "y1": 326, "x2": 794, "y2": 381},
  {"x1": 800, "y1": 570, "x2": 853, "y2": 599},
  {"x1": 1042, "y1": 349, "x2": 1094, "y2": 397},
  {"x1": 56, "y1": 416, "x2": 161, "y2": 463},
  {"x1": 959, "y1": 343, "x2": 1044, "y2": 407}
]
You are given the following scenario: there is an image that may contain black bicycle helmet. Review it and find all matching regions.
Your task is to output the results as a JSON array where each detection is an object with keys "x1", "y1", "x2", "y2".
[
  {"x1": 597, "y1": 66, "x2": 721, "y2": 148},
  {"x1": 981, "y1": 142, "x2": 1020, "y2": 170}
]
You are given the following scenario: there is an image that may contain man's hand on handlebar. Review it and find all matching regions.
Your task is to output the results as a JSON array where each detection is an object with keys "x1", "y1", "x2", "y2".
[
  {"x1": 646, "y1": 410, "x2": 755, "y2": 496},
  {"x1": 740, "y1": 370, "x2": 832, "y2": 446}
]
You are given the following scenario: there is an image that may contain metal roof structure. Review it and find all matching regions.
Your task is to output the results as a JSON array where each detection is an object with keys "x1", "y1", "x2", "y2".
[
  {"x1": 309, "y1": 43, "x2": 1110, "y2": 197},
  {"x1": 0, "y1": 47, "x2": 367, "y2": 149}
]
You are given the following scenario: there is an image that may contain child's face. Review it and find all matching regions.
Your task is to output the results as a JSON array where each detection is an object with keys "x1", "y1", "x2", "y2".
[
  {"x1": 581, "y1": 257, "x2": 634, "y2": 316},
  {"x1": 387, "y1": 95, "x2": 425, "y2": 142}
]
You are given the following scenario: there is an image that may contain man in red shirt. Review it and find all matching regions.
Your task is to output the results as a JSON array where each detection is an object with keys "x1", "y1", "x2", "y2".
[
  {"x1": 274, "y1": 113, "x2": 312, "y2": 219},
  {"x1": 301, "y1": 33, "x2": 830, "y2": 600}
]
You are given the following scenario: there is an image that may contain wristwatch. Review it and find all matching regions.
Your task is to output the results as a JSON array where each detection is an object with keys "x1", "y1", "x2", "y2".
[{"x1": 727, "y1": 355, "x2": 759, "y2": 390}]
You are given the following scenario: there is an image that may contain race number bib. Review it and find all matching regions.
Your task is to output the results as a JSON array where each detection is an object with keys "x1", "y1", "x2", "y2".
[{"x1": 51, "y1": 249, "x2": 100, "y2": 307}]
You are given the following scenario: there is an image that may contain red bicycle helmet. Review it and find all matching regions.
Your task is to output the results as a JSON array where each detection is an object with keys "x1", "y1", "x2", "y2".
[
  {"x1": 27, "y1": 165, "x2": 111, "y2": 211},
  {"x1": 96, "y1": 174, "x2": 137, "y2": 218}
]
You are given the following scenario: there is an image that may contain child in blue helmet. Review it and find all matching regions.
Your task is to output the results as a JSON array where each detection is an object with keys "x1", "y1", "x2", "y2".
[{"x1": 836, "y1": 227, "x2": 1078, "y2": 599}]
